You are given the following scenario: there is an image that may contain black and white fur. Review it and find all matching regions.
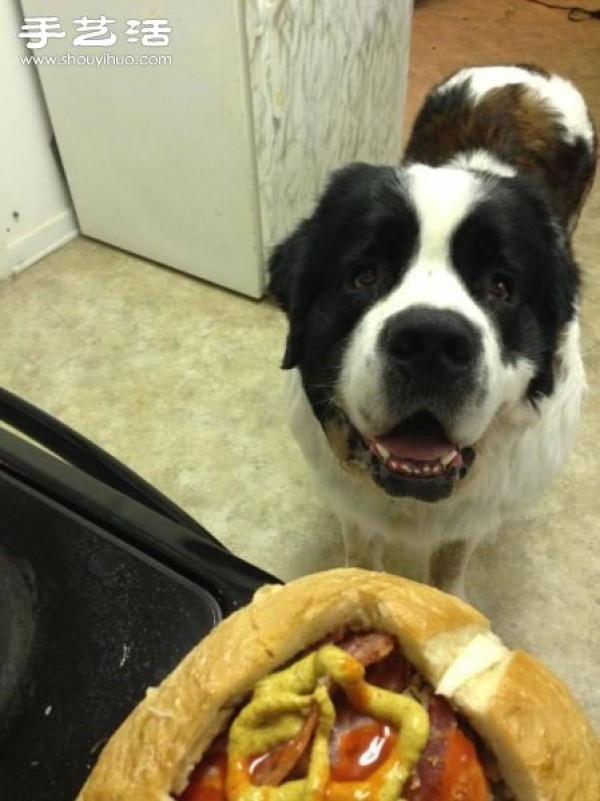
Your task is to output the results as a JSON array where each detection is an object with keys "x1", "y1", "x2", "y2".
[{"x1": 269, "y1": 65, "x2": 597, "y2": 596}]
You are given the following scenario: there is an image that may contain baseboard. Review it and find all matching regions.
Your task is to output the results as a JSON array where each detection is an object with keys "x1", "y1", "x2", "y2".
[{"x1": 2, "y1": 207, "x2": 80, "y2": 279}]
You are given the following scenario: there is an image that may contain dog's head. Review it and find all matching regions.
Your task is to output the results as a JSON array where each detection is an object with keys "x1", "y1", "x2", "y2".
[{"x1": 269, "y1": 162, "x2": 579, "y2": 503}]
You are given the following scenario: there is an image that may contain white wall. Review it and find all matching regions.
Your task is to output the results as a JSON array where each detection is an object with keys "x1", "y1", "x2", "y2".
[{"x1": 1, "y1": 0, "x2": 78, "y2": 279}]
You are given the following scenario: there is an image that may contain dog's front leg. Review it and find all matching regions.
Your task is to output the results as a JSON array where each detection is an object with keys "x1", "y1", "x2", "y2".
[
  {"x1": 428, "y1": 539, "x2": 474, "y2": 599},
  {"x1": 341, "y1": 519, "x2": 385, "y2": 572}
]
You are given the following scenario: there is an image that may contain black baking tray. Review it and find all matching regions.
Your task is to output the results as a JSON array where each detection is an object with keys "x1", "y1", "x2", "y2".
[{"x1": 0, "y1": 388, "x2": 280, "y2": 801}]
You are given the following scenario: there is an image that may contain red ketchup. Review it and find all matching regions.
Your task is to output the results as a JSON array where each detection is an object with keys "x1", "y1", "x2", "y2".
[{"x1": 329, "y1": 720, "x2": 397, "y2": 782}]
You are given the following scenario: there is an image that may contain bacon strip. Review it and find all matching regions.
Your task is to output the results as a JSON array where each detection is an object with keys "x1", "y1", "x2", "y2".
[
  {"x1": 403, "y1": 695, "x2": 488, "y2": 801},
  {"x1": 336, "y1": 632, "x2": 395, "y2": 666},
  {"x1": 248, "y1": 705, "x2": 319, "y2": 786}
]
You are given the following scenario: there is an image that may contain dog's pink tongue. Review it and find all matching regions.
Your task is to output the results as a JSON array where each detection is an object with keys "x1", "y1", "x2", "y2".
[{"x1": 374, "y1": 431, "x2": 454, "y2": 461}]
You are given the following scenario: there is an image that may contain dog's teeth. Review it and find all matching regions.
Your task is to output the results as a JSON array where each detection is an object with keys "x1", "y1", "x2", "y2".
[
  {"x1": 440, "y1": 449, "x2": 458, "y2": 467},
  {"x1": 388, "y1": 459, "x2": 411, "y2": 473},
  {"x1": 375, "y1": 443, "x2": 391, "y2": 460},
  {"x1": 386, "y1": 458, "x2": 446, "y2": 477}
]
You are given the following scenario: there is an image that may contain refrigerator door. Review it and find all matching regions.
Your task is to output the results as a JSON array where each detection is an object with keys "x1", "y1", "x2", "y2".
[{"x1": 18, "y1": 0, "x2": 265, "y2": 297}]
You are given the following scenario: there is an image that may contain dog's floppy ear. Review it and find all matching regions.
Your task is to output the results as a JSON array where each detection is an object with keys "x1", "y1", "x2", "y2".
[
  {"x1": 268, "y1": 163, "x2": 378, "y2": 369},
  {"x1": 268, "y1": 219, "x2": 313, "y2": 370}
]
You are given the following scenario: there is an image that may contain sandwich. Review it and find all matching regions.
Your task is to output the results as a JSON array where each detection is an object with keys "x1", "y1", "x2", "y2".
[{"x1": 77, "y1": 568, "x2": 600, "y2": 800}]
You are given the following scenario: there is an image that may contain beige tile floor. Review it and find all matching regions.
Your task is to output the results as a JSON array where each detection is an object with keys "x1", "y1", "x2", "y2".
[{"x1": 1, "y1": 0, "x2": 598, "y2": 731}]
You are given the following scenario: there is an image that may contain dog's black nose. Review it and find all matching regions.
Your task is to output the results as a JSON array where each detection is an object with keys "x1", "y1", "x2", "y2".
[{"x1": 383, "y1": 307, "x2": 480, "y2": 382}]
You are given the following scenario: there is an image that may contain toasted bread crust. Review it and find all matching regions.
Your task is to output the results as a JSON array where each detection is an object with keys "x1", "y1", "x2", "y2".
[
  {"x1": 456, "y1": 650, "x2": 600, "y2": 801},
  {"x1": 77, "y1": 569, "x2": 600, "y2": 801}
]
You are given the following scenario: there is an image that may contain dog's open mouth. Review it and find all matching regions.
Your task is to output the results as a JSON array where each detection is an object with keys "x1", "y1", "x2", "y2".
[
  {"x1": 367, "y1": 412, "x2": 466, "y2": 477},
  {"x1": 363, "y1": 411, "x2": 475, "y2": 499}
]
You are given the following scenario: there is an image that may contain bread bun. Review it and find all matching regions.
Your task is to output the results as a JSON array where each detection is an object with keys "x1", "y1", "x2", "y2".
[{"x1": 77, "y1": 568, "x2": 600, "y2": 801}]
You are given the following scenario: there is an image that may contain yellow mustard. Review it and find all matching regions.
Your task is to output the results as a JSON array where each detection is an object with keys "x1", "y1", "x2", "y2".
[{"x1": 226, "y1": 644, "x2": 429, "y2": 800}]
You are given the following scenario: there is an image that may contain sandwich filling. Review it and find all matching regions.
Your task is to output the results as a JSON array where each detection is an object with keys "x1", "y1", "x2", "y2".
[{"x1": 175, "y1": 632, "x2": 512, "y2": 801}]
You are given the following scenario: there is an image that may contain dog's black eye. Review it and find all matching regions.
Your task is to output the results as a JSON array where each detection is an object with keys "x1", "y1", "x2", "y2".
[
  {"x1": 486, "y1": 272, "x2": 514, "y2": 303},
  {"x1": 353, "y1": 265, "x2": 379, "y2": 289}
]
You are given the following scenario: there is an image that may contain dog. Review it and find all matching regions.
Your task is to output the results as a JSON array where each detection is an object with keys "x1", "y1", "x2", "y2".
[{"x1": 268, "y1": 65, "x2": 597, "y2": 596}]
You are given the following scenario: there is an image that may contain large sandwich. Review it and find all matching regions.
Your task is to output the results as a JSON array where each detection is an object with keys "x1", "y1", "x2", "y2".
[{"x1": 77, "y1": 569, "x2": 600, "y2": 800}]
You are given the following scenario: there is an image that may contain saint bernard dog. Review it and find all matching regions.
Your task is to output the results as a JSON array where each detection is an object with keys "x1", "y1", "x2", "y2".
[{"x1": 268, "y1": 65, "x2": 597, "y2": 596}]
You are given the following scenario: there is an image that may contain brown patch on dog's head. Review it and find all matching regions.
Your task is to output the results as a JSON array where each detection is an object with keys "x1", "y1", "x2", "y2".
[
  {"x1": 404, "y1": 67, "x2": 597, "y2": 232},
  {"x1": 482, "y1": 85, "x2": 596, "y2": 229}
]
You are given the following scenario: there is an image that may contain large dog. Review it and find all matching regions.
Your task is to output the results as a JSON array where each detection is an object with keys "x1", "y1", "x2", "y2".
[{"x1": 268, "y1": 65, "x2": 597, "y2": 596}]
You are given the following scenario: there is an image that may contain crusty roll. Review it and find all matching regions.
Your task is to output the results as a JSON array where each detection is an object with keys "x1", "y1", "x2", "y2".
[{"x1": 77, "y1": 568, "x2": 600, "y2": 801}]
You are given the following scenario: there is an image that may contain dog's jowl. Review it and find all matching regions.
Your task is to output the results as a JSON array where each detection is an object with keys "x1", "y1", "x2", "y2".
[{"x1": 269, "y1": 64, "x2": 597, "y2": 596}]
